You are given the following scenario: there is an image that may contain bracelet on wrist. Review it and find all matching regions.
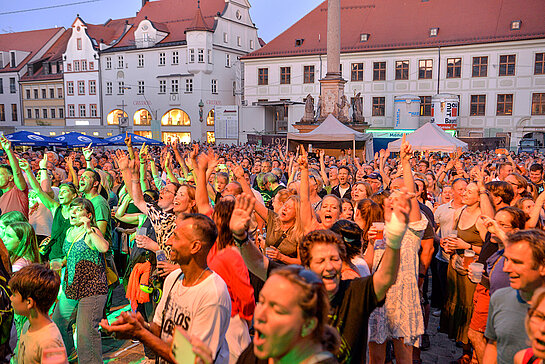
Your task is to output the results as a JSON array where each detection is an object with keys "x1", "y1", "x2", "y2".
[
  {"x1": 233, "y1": 233, "x2": 249, "y2": 247},
  {"x1": 85, "y1": 159, "x2": 91, "y2": 161},
  {"x1": 40, "y1": 168, "x2": 47, "y2": 171}
]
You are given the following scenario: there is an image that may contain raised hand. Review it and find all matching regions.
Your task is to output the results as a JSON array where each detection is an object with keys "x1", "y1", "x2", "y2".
[
  {"x1": 39, "y1": 154, "x2": 48, "y2": 170},
  {"x1": 399, "y1": 134, "x2": 412, "y2": 163},
  {"x1": 0, "y1": 136, "x2": 11, "y2": 151},
  {"x1": 124, "y1": 132, "x2": 132, "y2": 147},
  {"x1": 384, "y1": 187, "x2": 412, "y2": 224},
  {"x1": 230, "y1": 193, "x2": 255, "y2": 238},
  {"x1": 114, "y1": 150, "x2": 130, "y2": 171},
  {"x1": 18, "y1": 158, "x2": 30, "y2": 171},
  {"x1": 233, "y1": 164, "x2": 245, "y2": 180},
  {"x1": 82, "y1": 143, "x2": 93, "y2": 161},
  {"x1": 297, "y1": 145, "x2": 308, "y2": 169},
  {"x1": 139, "y1": 143, "x2": 149, "y2": 161}
]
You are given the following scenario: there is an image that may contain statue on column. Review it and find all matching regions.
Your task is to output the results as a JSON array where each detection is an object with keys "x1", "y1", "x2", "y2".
[
  {"x1": 315, "y1": 96, "x2": 322, "y2": 121},
  {"x1": 301, "y1": 93, "x2": 315, "y2": 123},
  {"x1": 352, "y1": 92, "x2": 364, "y2": 123},
  {"x1": 336, "y1": 95, "x2": 350, "y2": 122}
]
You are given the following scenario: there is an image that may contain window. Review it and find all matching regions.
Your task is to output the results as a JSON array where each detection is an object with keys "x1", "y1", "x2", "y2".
[
  {"x1": 57, "y1": 88, "x2": 62, "y2": 98},
  {"x1": 42, "y1": 108, "x2": 48, "y2": 118},
  {"x1": 372, "y1": 97, "x2": 385, "y2": 116},
  {"x1": 250, "y1": 40, "x2": 254, "y2": 49},
  {"x1": 10, "y1": 78, "x2": 16, "y2": 93},
  {"x1": 207, "y1": 50, "x2": 212, "y2": 64},
  {"x1": 280, "y1": 67, "x2": 291, "y2": 84},
  {"x1": 90, "y1": 104, "x2": 97, "y2": 117},
  {"x1": 419, "y1": 96, "x2": 432, "y2": 116},
  {"x1": 373, "y1": 62, "x2": 386, "y2": 81},
  {"x1": 89, "y1": 61, "x2": 94, "y2": 70},
  {"x1": 171, "y1": 79, "x2": 179, "y2": 93},
  {"x1": 67, "y1": 63, "x2": 72, "y2": 72},
  {"x1": 81, "y1": 60, "x2": 87, "y2": 71},
  {"x1": 226, "y1": 54, "x2": 231, "y2": 67},
  {"x1": 172, "y1": 51, "x2": 179, "y2": 65},
  {"x1": 304, "y1": 65, "x2": 315, "y2": 83},
  {"x1": 161, "y1": 109, "x2": 190, "y2": 126},
  {"x1": 50, "y1": 88, "x2": 55, "y2": 98},
  {"x1": 27, "y1": 109, "x2": 32, "y2": 119},
  {"x1": 41, "y1": 89, "x2": 47, "y2": 99},
  {"x1": 159, "y1": 80, "x2": 166, "y2": 93},
  {"x1": 34, "y1": 108, "x2": 40, "y2": 118},
  {"x1": 138, "y1": 81, "x2": 144, "y2": 95},
  {"x1": 351, "y1": 63, "x2": 364, "y2": 81},
  {"x1": 496, "y1": 94, "x2": 513, "y2": 115},
  {"x1": 138, "y1": 54, "x2": 144, "y2": 67},
  {"x1": 77, "y1": 38, "x2": 82, "y2": 50},
  {"x1": 447, "y1": 58, "x2": 461, "y2": 78},
  {"x1": 67, "y1": 82, "x2": 74, "y2": 95},
  {"x1": 0, "y1": 105, "x2": 4, "y2": 121},
  {"x1": 419, "y1": 59, "x2": 433, "y2": 79},
  {"x1": 79, "y1": 104, "x2": 86, "y2": 117},
  {"x1": 26, "y1": 89, "x2": 30, "y2": 99},
  {"x1": 0, "y1": 79, "x2": 3, "y2": 94},
  {"x1": 472, "y1": 56, "x2": 488, "y2": 77},
  {"x1": 118, "y1": 56, "x2": 124, "y2": 68},
  {"x1": 189, "y1": 49, "x2": 195, "y2": 63},
  {"x1": 159, "y1": 52, "x2": 166, "y2": 66},
  {"x1": 89, "y1": 80, "x2": 96, "y2": 95},
  {"x1": 198, "y1": 49, "x2": 204, "y2": 63},
  {"x1": 118, "y1": 81, "x2": 125, "y2": 94},
  {"x1": 206, "y1": 109, "x2": 214, "y2": 126},
  {"x1": 51, "y1": 108, "x2": 55, "y2": 119},
  {"x1": 74, "y1": 60, "x2": 80, "y2": 71},
  {"x1": 429, "y1": 27, "x2": 439, "y2": 37},
  {"x1": 535, "y1": 53, "x2": 545, "y2": 75},
  {"x1": 185, "y1": 79, "x2": 193, "y2": 93},
  {"x1": 134, "y1": 109, "x2": 151, "y2": 125},
  {"x1": 11, "y1": 104, "x2": 17, "y2": 121},
  {"x1": 78, "y1": 81, "x2": 85, "y2": 95},
  {"x1": 395, "y1": 60, "x2": 409, "y2": 80},
  {"x1": 106, "y1": 57, "x2": 112, "y2": 69},
  {"x1": 34, "y1": 89, "x2": 39, "y2": 99},
  {"x1": 223, "y1": 33, "x2": 228, "y2": 43},
  {"x1": 499, "y1": 55, "x2": 516, "y2": 76},
  {"x1": 59, "y1": 108, "x2": 64, "y2": 118},
  {"x1": 470, "y1": 95, "x2": 486, "y2": 116},
  {"x1": 237, "y1": 36, "x2": 241, "y2": 47},
  {"x1": 106, "y1": 82, "x2": 112, "y2": 95},
  {"x1": 211, "y1": 79, "x2": 217, "y2": 94},
  {"x1": 258, "y1": 68, "x2": 268, "y2": 85},
  {"x1": 532, "y1": 93, "x2": 545, "y2": 115}
]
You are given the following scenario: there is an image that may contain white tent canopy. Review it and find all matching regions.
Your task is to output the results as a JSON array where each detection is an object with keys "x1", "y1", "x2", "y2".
[
  {"x1": 287, "y1": 114, "x2": 374, "y2": 160},
  {"x1": 388, "y1": 122, "x2": 468, "y2": 152}
]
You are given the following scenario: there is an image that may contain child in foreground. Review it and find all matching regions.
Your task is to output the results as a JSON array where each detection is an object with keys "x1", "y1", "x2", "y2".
[{"x1": 9, "y1": 264, "x2": 67, "y2": 363}]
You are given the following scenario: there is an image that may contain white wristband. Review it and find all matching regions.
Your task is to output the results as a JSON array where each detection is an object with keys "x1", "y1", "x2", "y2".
[{"x1": 385, "y1": 213, "x2": 408, "y2": 250}]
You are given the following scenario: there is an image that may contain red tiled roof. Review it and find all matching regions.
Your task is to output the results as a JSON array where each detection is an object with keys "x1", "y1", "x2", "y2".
[
  {"x1": 41, "y1": 28, "x2": 71, "y2": 62},
  {"x1": 186, "y1": 6, "x2": 212, "y2": 32},
  {"x1": 243, "y1": 0, "x2": 545, "y2": 60},
  {"x1": 86, "y1": 17, "x2": 131, "y2": 46},
  {"x1": 0, "y1": 28, "x2": 62, "y2": 72},
  {"x1": 112, "y1": 0, "x2": 226, "y2": 48}
]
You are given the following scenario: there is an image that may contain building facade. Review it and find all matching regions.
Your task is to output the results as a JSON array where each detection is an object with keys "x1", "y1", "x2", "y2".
[
  {"x1": 242, "y1": 0, "x2": 545, "y2": 148},
  {"x1": 0, "y1": 28, "x2": 64, "y2": 134},
  {"x1": 100, "y1": 0, "x2": 260, "y2": 143}
]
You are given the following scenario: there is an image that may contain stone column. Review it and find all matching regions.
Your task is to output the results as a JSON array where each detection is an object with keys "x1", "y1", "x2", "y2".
[{"x1": 326, "y1": 0, "x2": 341, "y2": 78}]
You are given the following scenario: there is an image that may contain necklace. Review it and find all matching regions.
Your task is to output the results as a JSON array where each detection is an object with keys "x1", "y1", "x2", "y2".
[{"x1": 184, "y1": 267, "x2": 210, "y2": 287}]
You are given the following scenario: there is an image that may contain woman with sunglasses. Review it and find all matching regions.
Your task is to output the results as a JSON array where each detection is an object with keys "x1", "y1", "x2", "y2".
[
  {"x1": 52, "y1": 197, "x2": 109, "y2": 364},
  {"x1": 19, "y1": 157, "x2": 78, "y2": 261}
]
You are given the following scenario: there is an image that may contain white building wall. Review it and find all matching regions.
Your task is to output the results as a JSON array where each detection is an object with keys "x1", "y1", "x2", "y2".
[
  {"x1": 63, "y1": 19, "x2": 105, "y2": 135},
  {"x1": 243, "y1": 38, "x2": 545, "y2": 148}
]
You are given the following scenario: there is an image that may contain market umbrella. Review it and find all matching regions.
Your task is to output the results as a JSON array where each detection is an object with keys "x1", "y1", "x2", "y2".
[
  {"x1": 105, "y1": 133, "x2": 163, "y2": 146},
  {"x1": 54, "y1": 132, "x2": 109, "y2": 147},
  {"x1": 4, "y1": 131, "x2": 66, "y2": 147}
]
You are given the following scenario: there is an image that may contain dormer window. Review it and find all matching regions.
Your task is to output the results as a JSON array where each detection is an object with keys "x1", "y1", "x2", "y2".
[
  {"x1": 295, "y1": 39, "x2": 304, "y2": 47},
  {"x1": 10, "y1": 51, "x2": 16, "y2": 68},
  {"x1": 429, "y1": 27, "x2": 439, "y2": 37},
  {"x1": 360, "y1": 33, "x2": 370, "y2": 42},
  {"x1": 511, "y1": 20, "x2": 521, "y2": 30}
]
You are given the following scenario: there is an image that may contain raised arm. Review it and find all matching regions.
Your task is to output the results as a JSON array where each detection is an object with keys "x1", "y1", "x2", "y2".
[
  {"x1": 65, "y1": 153, "x2": 78, "y2": 186},
  {"x1": 231, "y1": 193, "x2": 269, "y2": 281},
  {"x1": 82, "y1": 215, "x2": 109, "y2": 253},
  {"x1": 19, "y1": 158, "x2": 59, "y2": 213},
  {"x1": 299, "y1": 146, "x2": 315, "y2": 232},
  {"x1": 139, "y1": 143, "x2": 150, "y2": 192},
  {"x1": 0, "y1": 136, "x2": 27, "y2": 191},
  {"x1": 475, "y1": 166, "x2": 495, "y2": 218},
  {"x1": 399, "y1": 135, "x2": 421, "y2": 222},
  {"x1": 527, "y1": 189, "x2": 545, "y2": 228},
  {"x1": 125, "y1": 133, "x2": 135, "y2": 160},
  {"x1": 115, "y1": 149, "x2": 148, "y2": 215},
  {"x1": 378, "y1": 149, "x2": 391, "y2": 189},
  {"x1": 318, "y1": 149, "x2": 330, "y2": 187},
  {"x1": 194, "y1": 147, "x2": 214, "y2": 216}
]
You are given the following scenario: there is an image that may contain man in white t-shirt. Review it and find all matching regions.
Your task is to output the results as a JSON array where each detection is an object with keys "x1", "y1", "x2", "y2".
[{"x1": 101, "y1": 214, "x2": 231, "y2": 363}]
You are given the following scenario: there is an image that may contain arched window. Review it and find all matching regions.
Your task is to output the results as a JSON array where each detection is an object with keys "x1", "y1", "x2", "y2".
[
  {"x1": 206, "y1": 109, "x2": 214, "y2": 126},
  {"x1": 162, "y1": 132, "x2": 191, "y2": 144},
  {"x1": 107, "y1": 109, "x2": 127, "y2": 125},
  {"x1": 134, "y1": 109, "x2": 152, "y2": 125},
  {"x1": 161, "y1": 108, "x2": 190, "y2": 126}
]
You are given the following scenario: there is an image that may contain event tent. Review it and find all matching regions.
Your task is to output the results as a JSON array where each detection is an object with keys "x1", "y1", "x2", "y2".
[
  {"x1": 105, "y1": 133, "x2": 163, "y2": 146},
  {"x1": 4, "y1": 131, "x2": 65, "y2": 147},
  {"x1": 387, "y1": 122, "x2": 468, "y2": 152},
  {"x1": 287, "y1": 114, "x2": 374, "y2": 160},
  {"x1": 55, "y1": 132, "x2": 109, "y2": 147}
]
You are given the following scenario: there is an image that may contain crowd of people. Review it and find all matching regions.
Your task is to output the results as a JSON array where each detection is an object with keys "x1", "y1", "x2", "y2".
[{"x1": 0, "y1": 132, "x2": 544, "y2": 364}]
